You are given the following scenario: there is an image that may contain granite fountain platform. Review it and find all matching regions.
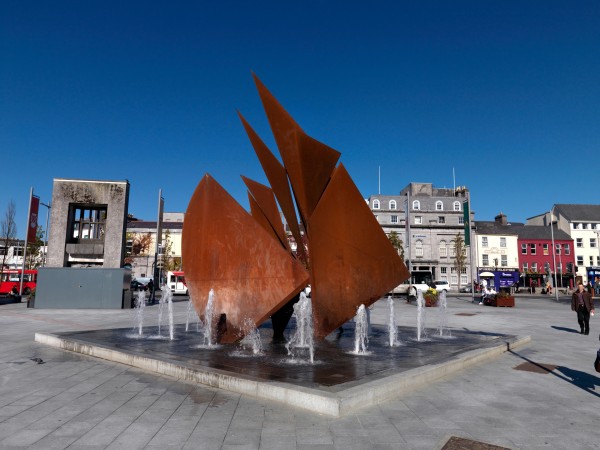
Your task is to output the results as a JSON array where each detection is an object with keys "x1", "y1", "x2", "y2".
[{"x1": 35, "y1": 323, "x2": 530, "y2": 417}]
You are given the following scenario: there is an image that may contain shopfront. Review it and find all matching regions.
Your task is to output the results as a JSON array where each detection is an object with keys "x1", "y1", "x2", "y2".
[{"x1": 477, "y1": 268, "x2": 520, "y2": 290}]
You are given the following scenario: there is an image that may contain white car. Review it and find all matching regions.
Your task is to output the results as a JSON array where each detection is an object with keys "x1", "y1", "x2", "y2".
[
  {"x1": 432, "y1": 280, "x2": 450, "y2": 292},
  {"x1": 390, "y1": 281, "x2": 431, "y2": 297}
]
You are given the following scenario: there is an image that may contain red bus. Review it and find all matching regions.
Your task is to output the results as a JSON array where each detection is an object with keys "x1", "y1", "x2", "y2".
[{"x1": 0, "y1": 269, "x2": 38, "y2": 295}]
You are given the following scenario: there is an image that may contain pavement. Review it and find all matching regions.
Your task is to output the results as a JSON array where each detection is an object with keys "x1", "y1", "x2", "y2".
[{"x1": 0, "y1": 293, "x2": 599, "y2": 449}]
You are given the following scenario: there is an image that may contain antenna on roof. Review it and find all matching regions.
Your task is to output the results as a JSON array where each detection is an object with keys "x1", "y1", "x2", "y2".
[
  {"x1": 453, "y1": 167, "x2": 456, "y2": 195},
  {"x1": 378, "y1": 165, "x2": 381, "y2": 195}
]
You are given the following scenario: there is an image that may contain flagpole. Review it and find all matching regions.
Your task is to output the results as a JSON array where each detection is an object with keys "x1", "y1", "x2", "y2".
[{"x1": 19, "y1": 187, "x2": 33, "y2": 296}]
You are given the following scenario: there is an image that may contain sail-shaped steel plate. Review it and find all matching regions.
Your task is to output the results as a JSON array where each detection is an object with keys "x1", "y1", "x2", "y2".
[{"x1": 182, "y1": 174, "x2": 310, "y2": 343}]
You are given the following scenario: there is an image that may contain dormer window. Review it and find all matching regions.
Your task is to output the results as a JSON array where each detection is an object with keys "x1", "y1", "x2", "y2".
[
  {"x1": 435, "y1": 201, "x2": 443, "y2": 211},
  {"x1": 389, "y1": 200, "x2": 397, "y2": 210},
  {"x1": 373, "y1": 199, "x2": 380, "y2": 210},
  {"x1": 412, "y1": 200, "x2": 420, "y2": 210}
]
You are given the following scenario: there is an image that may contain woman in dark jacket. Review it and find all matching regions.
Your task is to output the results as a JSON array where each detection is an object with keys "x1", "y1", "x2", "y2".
[{"x1": 571, "y1": 282, "x2": 595, "y2": 335}]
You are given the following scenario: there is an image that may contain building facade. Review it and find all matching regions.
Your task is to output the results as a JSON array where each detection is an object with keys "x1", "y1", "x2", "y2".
[
  {"x1": 126, "y1": 212, "x2": 184, "y2": 280},
  {"x1": 473, "y1": 213, "x2": 520, "y2": 290},
  {"x1": 527, "y1": 204, "x2": 600, "y2": 285},
  {"x1": 368, "y1": 183, "x2": 475, "y2": 290}
]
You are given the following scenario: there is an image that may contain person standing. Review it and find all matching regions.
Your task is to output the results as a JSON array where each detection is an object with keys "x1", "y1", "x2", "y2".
[{"x1": 571, "y1": 282, "x2": 595, "y2": 335}]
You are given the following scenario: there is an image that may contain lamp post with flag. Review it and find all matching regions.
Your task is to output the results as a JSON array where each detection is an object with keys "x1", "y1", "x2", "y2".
[{"x1": 19, "y1": 188, "x2": 39, "y2": 296}]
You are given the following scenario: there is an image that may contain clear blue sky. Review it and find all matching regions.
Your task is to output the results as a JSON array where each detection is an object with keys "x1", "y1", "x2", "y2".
[{"x1": 2, "y1": 1, "x2": 599, "y2": 238}]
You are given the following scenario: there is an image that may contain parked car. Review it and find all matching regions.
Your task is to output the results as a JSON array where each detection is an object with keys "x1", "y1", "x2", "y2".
[
  {"x1": 131, "y1": 277, "x2": 152, "y2": 291},
  {"x1": 390, "y1": 281, "x2": 431, "y2": 297},
  {"x1": 459, "y1": 285, "x2": 473, "y2": 293},
  {"x1": 432, "y1": 280, "x2": 450, "y2": 292}
]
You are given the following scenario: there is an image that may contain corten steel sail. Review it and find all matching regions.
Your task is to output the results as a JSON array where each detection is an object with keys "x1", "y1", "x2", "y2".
[
  {"x1": 238, "y1": 112, "x2": 307, "y2": 263},
  {"x1": 307, "y1": 164, "x2": 411, "y2": 338},
  {"x1": 182, "y1": 75, "x2": 408, "y2": 342},
  {"x1": 182, "y1": 174, "x2": 310, "y2": 344},
  {"x1": 242, "y1": 176, "x2": 291, "y2": 253}
]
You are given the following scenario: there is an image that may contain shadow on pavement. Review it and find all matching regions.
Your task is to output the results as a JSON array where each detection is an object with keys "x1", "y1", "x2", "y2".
[
  {"x1": 551, "y1": 325, "x2": 581, "y2": 334},
  {"x1": 509, "y1": 350, "x2": 600, "y2": 399}
]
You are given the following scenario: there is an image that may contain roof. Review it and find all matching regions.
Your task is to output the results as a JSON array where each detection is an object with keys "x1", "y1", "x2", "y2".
[
  {"x1": 555, "y1": 204, "x2": 600, "y2": 222},
  {"x1": 474, "y1": 221, "x2": 522, "y2": 236},
  {"x1": 514, "y1": 224, "x2": 572, "y2": 241}
]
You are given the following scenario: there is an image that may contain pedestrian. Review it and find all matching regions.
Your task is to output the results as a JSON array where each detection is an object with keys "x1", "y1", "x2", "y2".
[{"x1": 571, "y1": 282, "x2": 595, "y2": 335}]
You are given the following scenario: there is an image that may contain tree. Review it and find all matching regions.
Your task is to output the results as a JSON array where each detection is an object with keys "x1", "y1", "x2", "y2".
[
  {"x1": 387, "y1": 231, "x2": 405, "y2": 261},
  {"x1": 453, "y1": 232, "x2": 467, "y2": 291},
  {"x1": 25, "y1": 226, "x2": 45, "y2": 269},
  {"x1": 129, "y1": 232, "x2": 153, "y2": 256},
  {"x1": 1, "y1": 200, "x2": 17, "y2": 274}
]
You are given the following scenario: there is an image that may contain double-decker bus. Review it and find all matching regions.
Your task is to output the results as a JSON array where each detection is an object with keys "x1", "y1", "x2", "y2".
[
  {"x1": 167, "y1": 271, "x2": 188, "y2": 295},
  {"x1": 0, "y1": 269, "x2": 38, "y2": 295}
]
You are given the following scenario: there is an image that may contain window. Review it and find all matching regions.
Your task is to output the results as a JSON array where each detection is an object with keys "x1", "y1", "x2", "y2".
[
  {"x1": 439, "y1": 240, "x2": 447, "y2": 257},
  {"x1": 435, "y1": 201, "x2": 443, "y2": 211},
  {"x1": 590, "y1": 256, "x2": 594, "y2": 265},
  {"x1": 564, "y1": 244, "x2": 570, "y2": 255},
  {"x1": 70, "y1": 206, "x2": 107, "y2": 242},
  {"x1": 555, "y1": 244, "x2": 561, "y2": 255},
  {"x1": 412, "y1": 200, "x2": 420, "y2": 210},
  {"x1": 453, "y1": 201, "x2": 461, "y2": 211},
  {"x1": 415, "y1": 240, "x2": 423, "y2": 257},
  {"x1": 13, "y1": 247, "x2": 24, "y2": 257},
  {"x1": 501, "y1": 255, "x2": 507, "y2": 267},
  {"x1": 0, "y1": 247, "x2": 6, "y2": 256},
  {"x1": 521, "y1": 243, "x2": 527, "y2": 254},
  {"x1": 449, "y1": 244, "x2": 456, "y2": 257},
  {"x1": 557, "y1": 263, "x2": 562, "y2": 273},
  {"x1": 440, "y1": 267, "x2": 447, "y2": 274},
  {"x1": 576, "y1": 238, "x2": 583, "y2": 248},
  {"x1": 461, "y1": 267, "x2": 467, "y2": 274},
  {"x1": 438, "y1": 216, "x2": 445, "y2": 224},
  {"x1": 482, "y1": 254, "x2": 489, "y2": 266},
  {"x1": 522, "y1": 263, "x2": 528, "y2": 272},
  {"x1": 482, "y1": 237, "x2": 488, "y2": 248},
  {"x1": 531, "y1": 262, "x2": 537, "y2": 272},
  {"x1": 414, "y1": 216, "x2": 422, "y2": 225},
  {"x1": 500, "y1": 237, "x2": 506, "y2": 248},
  {"x1": 441, "y1": 275, "x2": 448, "y2": 282},
  {"x1": 391, "y1": 215, "x2": 398, "y2": 224},
  {"x1": 543, "y1": 244, "x2": 548, "y2": 255},
  {"x1": 458, "y1": 216, "x2": 464, "y2": 224},
  {"x1": 530, "y1": 243, "x2": 536, "y2": 255},
  {"x1": 460, "y1": 274, "x2": 468, "y2": 285},
  {"x1": 591, "y1": 238, "x2": 597, "y2": 248},
  {"x1": 451, "y1": 275, "x2": 458, "y2": 285},
  {"x1": 373, "y1": 199, "x2": 380, "y2": 210},
  {"x1": 577, "y1": 256, "x2": 584, "y2": 265},
  {"x1": 389, "y1": 200, "x2": 397, "y2": 210},
  {"x1": 451, "y1": 267, "x2": 457, "y2": 273}
]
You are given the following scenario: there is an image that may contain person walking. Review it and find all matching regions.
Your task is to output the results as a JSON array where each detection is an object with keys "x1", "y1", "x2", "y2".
[{"x1": 571, "y1": 282, "x2": 595, "y2": 335}]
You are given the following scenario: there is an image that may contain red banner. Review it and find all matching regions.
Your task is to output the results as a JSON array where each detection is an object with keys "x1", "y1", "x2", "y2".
[{"x1": 28, "y1": 196, "x2": 40, "y2": 243}]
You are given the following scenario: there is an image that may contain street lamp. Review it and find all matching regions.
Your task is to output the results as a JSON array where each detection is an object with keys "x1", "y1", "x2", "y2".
[
  {"x1": 550, "y1": 206, "x2": 559, "y2": 302},
  {"x1": 40, "y1": 202, "x2": 51, "y2": 267}
]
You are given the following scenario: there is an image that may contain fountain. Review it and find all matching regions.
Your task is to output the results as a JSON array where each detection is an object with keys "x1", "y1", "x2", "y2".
[
  {"x1": 352, "y1": 304, "x2": 370, "y2": 355},
  {"x1": 185, "y1": 298, "x2": 194, "y2": 332},
  {"x1": 416, "y1": 290, "x2": 427, "y2": 341},
  {"x1": 202, "y1": 289, "x2": 216, "y2": 347},
  {"x1": 160, "y1": 285, "x2": 175, "y2": 340},
  {"x1": 437, "y1": 290, "x2": 450, "y2": 337},
  {"x1": 133, "y1": 289, "x2": 147, "y2": 336},
  {"x1": 387, "y1": 295, "x2": 400, "y2": 346},
  {"x1": 285, "y1": 292, "x2": 314, "y2": 363},
  {"x1": 239, "y1": 317, "x2": 263, "y2": 355}
]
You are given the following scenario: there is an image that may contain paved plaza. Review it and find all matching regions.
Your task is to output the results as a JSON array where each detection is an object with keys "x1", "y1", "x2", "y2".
[{"x1": 0, "y1": 293, "x2": 599, "y2": 449}]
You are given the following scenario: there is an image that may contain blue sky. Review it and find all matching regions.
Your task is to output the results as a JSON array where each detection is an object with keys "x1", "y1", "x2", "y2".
[{"x1": 2, "y1": 1, "x2": 599, "y2": 238}]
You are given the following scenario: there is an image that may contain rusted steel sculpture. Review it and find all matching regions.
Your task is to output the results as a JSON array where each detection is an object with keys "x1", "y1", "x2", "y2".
[{"x1": 183, "y1": 75, "x2": 409, "y2": 343}]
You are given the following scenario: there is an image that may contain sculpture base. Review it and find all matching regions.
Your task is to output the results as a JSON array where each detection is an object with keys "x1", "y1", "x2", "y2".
[{"x1": 35, "y1": 323, "x2": 529, "y2": 417}]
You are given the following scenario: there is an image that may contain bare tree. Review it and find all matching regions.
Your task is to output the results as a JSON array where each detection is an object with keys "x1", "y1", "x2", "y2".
[
  {"x1": 1, "y1": 200, "x2": 17, "y2": 275},
  {"x1": 453, "y1": 232, "x2": 467, "y2": 291}
]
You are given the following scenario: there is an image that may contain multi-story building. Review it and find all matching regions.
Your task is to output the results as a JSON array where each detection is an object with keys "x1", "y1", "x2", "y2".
[
  {"x1": 527, "y1": 204, "x2": 600, "y2": 285},
  {"x1": 514, "y1": 223, "x2": 575, "y2": 290},
  {"x1": 368, "y1": 182, "x2": 475, "y2": 290},
  {"x1": 473, "y1": 213, "x2": 520, "y2": 290},
  {"x1": 126, "y1": 212, "x2": 184, "y2": 280}
]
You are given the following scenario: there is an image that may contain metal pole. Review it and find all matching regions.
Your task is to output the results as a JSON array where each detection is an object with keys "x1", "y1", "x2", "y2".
[
  {"x1": 550, "y1": 205, "x2": 559, "y2": 302},
  {"x1": 467, "y1": 191, "x2": 475, "y2": 303},
  {"x1": 19, "y1": 188, "x2": 33, "y2": 296},
  {"x1": 41, "y1": 202, "x2": 51, "y2": 267}
]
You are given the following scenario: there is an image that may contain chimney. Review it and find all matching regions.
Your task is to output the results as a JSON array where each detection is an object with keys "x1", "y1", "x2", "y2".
[{"x1": 495, "y1": 212, "x2": 507, "y2": 225}]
